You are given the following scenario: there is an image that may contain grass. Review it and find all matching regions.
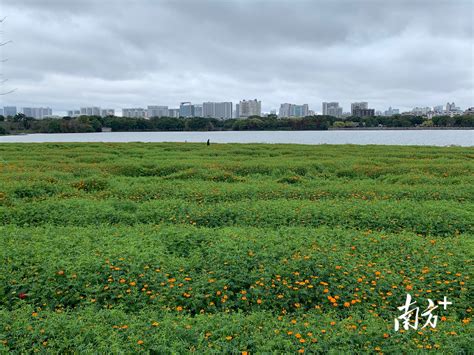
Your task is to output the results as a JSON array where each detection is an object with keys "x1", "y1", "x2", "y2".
[{"x1": 0, "y1": 143, "x2": 473, "y2": 353}]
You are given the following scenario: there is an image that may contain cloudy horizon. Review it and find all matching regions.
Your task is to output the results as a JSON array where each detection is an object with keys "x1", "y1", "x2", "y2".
[{"x1": 0, "y1": 0, "x2": 473, "y2": 115}]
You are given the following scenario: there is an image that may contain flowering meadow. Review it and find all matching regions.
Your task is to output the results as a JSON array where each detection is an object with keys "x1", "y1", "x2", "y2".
[{"x1": 0, "y1": 143, "x2": 472, "y2": 353}]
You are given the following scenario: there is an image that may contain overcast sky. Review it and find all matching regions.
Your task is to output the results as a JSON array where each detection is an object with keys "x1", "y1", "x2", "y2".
[{"x1": 0, "y1": 0, "x2": 473, "y2": 115}]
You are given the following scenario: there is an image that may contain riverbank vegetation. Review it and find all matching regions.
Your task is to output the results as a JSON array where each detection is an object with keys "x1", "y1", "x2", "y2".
[
  {"x1": 0, "y1": 143, "x2": 472, "y2": 352},
  {"x1": 1, "y1": 113, "x2": 473, "y2": 135}
]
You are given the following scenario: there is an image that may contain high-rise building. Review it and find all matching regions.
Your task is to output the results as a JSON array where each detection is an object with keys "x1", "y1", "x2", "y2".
[
  {"x1": 446, "y1": 102, "x2": 455, "y2": 112},
  {"x1": 412, "y1": 107, "x2": 431, "y2": 115},
  {"x1": 352, "y1": 108, "x2": 375, "y2": 118},
  {"x1": 238, "y1": 99, "x2": 261, "y2": 118},
  {"x1": 433, "y1": 105, "x2": 444, "y2": 113},
  {"x1": 80, "y1": 107, "x2": 101, "y2": 116},
  {"x1": 168, "y1": 108, "x2": 180, "y2": 118},
  {"x1": 446, "y1": 102, "x2": 461, "y2": 113},
  {"x1": 384, "y1": 107, "x2": 400, "y2": 116},
  {"x1": 351, "y1": 102, "x2": 368, "y2": 116},
  {"x1": 322, "y1": 102, "x2": 343, "y2": 117},
  {"x1": 202, "y1": 102, "x2": 233, "y2": 119},
  {"x1": 3, "y1": 106, "x2": 17, "y2": 117},
  {"x1": 67, "y1": 110, "x2": 81, "y2": 117},
  {"x1": 122, "y1": 108, "x2": 146, "y2": 118},
  {"x1": 179, "y1": 102, "x2": 194, "y2": 117},
  {"x1": 100, "y1": 109, "x2": 115, "y2": 117},
  {"x1": 279, "y1": 103, "x2": 309, "y2": 117},
  {"x1": 22, "y1": 107, "x2": 53, "y2": 119},
  {"x1": 193, "y1": 105, "x2": 203, "y2": 117},
  {"x1": 147, "y1": 106, "x2": 169, "y2": 118}
]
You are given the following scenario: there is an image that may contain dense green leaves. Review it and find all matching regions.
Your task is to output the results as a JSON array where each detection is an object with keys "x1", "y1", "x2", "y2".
[{"x1": 0, "y1": 143, "x2": 472, "y2": 352}]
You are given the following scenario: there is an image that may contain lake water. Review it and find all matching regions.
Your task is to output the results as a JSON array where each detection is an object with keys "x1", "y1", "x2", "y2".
[{"x1": 0, "y1": 130, "x2": 472, "y2": 146}]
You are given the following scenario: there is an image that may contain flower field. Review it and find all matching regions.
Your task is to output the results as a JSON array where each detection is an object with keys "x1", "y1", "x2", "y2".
[{"x1": 0, "y1": 143, "x2": 472, "y2": 353}]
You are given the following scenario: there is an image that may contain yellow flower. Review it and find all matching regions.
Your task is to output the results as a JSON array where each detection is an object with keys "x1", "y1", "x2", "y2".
[{"x1": 226, "y1": 336, "x2": 233, "y2": 341}]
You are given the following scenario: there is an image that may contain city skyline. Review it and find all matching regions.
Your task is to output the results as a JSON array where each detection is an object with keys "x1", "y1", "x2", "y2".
[
  {"x1": 0, "y1": 0, "x2": 472, "y2": 114},
  {"x1": 2, "y1": 100, "x2": 470, "y2": 119}
]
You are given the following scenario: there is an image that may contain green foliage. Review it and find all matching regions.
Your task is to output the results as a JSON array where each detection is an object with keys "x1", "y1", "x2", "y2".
[
  {"x1": 3, "y1": 112, "x2": 473, "y2": 135},
  {"x1": 0, "y1": 143, "x2": 472, "y2": 352}
]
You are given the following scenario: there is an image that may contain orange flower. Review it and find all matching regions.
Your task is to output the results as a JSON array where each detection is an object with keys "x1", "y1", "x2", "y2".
[
  {"x1": 344, "y1": 302, "x2": 350, "y2": 308},
  {"x1": 137, "y1": 340, "x2": 144, "y2": 345}
]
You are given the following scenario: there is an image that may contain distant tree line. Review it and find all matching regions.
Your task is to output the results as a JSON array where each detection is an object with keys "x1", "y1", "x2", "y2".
[{"x1": 0, "y1": 112, "x2": 472, "y2": 135}]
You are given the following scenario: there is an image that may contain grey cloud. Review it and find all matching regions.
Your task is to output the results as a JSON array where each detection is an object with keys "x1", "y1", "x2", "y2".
[{"x1": 1, "y1": 0, "x2": 472, "y2": 113}]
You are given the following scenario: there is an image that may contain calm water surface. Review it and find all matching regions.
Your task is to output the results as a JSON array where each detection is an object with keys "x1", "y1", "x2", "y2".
[{"x1": 0, "y1": 130, "x2": 472, "y2": 146}]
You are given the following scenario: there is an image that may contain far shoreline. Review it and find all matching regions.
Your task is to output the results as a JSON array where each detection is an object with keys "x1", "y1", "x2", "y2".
[{"x1": 2, "y1": 127, "x2": 473, "y2": 136}]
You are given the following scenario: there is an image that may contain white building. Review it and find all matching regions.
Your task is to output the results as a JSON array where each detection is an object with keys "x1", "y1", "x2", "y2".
[
  {"x1": 22, "y1": 107, "x2": 53, "y2": 119},
  {"x1": 3, "y1": 106, "x2": 17, "y2": 117},
  {"x1": 203, "y1": 102, "x2": 233, "y2": 119},
  {"x1": 322, "y1": 102, "x2": 343, "y2": 117},
  {"x1": 80, "y1": 107, "x2": 101, "y2": 116},
  {"x1": 101, "y1": 109, "x2": 115, "y2": 117},
  {"x1": 384, "y1": 107, "x2": 400, "y2": 116},
  {"x1": 168, "y1": 108, "x2": 180, "y2": 118},
  {"x1": 351, "y1": 102, "x2": 368, "y2": 115},
  {"x1": 412, "y1": 107, "x2": 431, "y2": 115},
  {"x1": 433, "y1": 105, "x2": 444, "y2": 113},
  {"x1": 67, "y1": 110, "x2": 81, "y2": 117},
  {"x1": 147, "y1": 106, "x2": 169, "y2": 118},
  {"x1": 122, "y1": 108, "x2": 147, "y2": 118},
  {"x1": 194, "y1": 105, "x2": 203, "y2": 117},
  {"x1": 238, "y1": 99, "x2": 261, "y2": 118},
  {"x1": 279, "y1": 103, "x2": 309, "y2": 118}
]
